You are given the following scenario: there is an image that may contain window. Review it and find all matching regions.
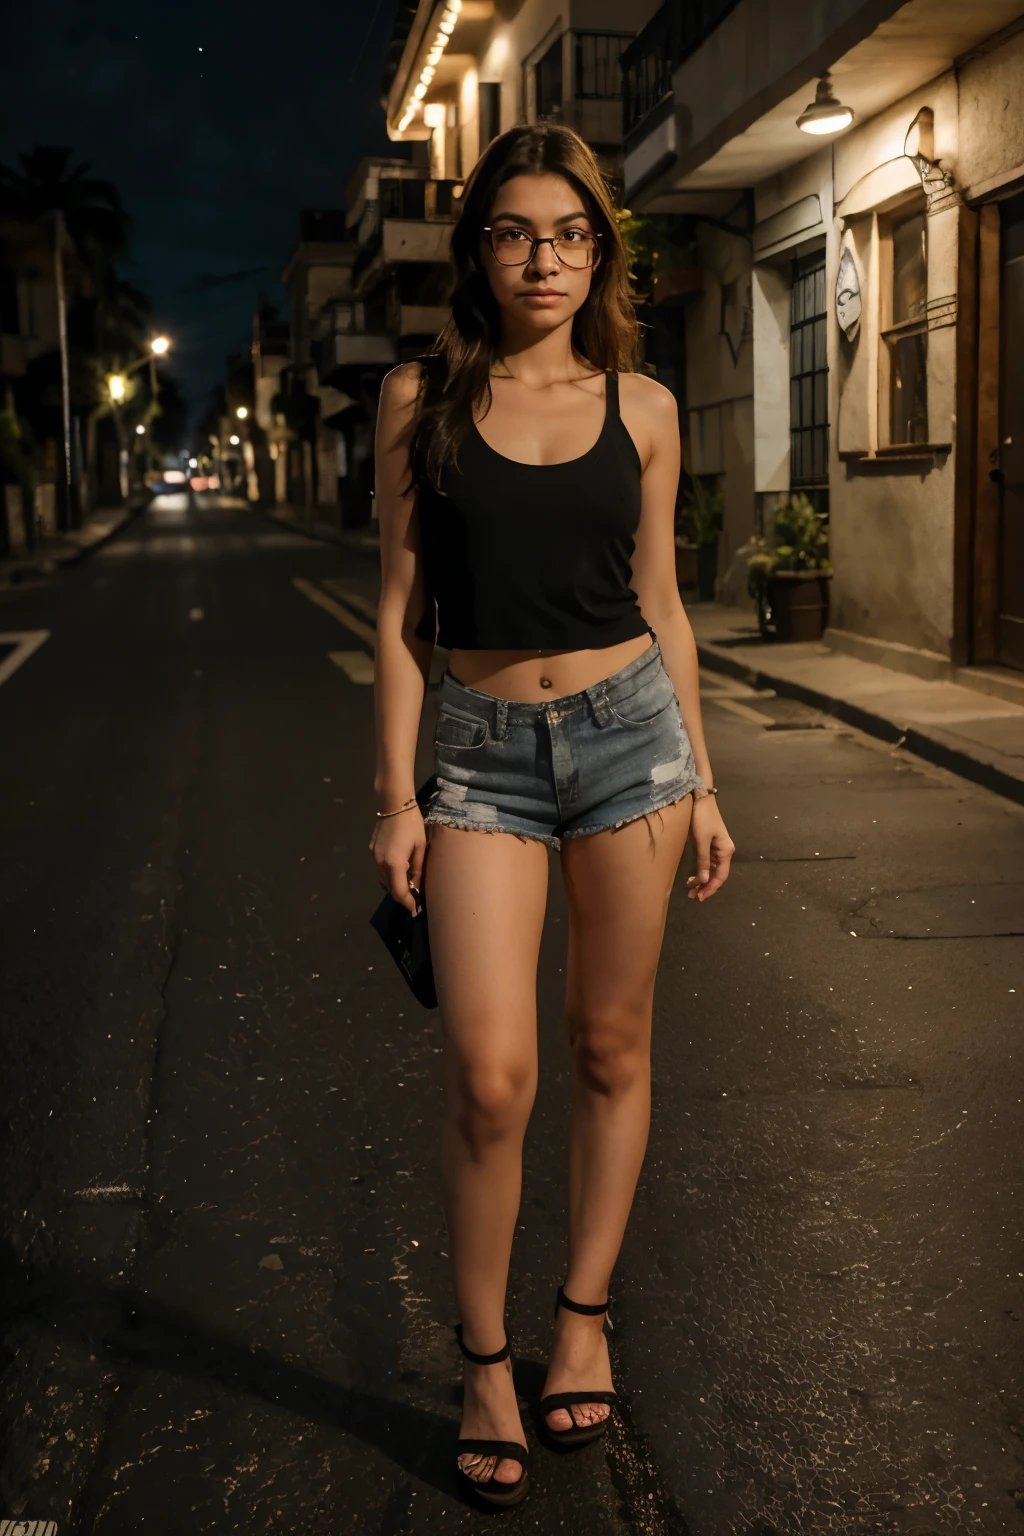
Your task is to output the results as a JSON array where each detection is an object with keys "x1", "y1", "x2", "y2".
[
  {"x1": 574, "y1": 33, "x2": 631, "y2": 99},
  {"x1": 790, "y1": 253, "x2": 828, "y2": 486},
  {"x1": 884, "y1": 209, "x2": 928, "y2": 445},
  {"x1": 479, "y1": 81, "x2": 500, "y2": 152},
  {"x1": 535, "y1": 36, "x2": 563, "y2": 120}
]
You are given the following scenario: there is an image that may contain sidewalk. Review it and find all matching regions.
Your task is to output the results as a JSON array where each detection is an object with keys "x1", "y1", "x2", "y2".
[
  {"x1": 0, "y1": 498, "x2": 145, "y2": 589},
  {"x1": 263, "y1": 503, "x2": 380, "y2": 555},
  {"x1": 689, "y1": 601, "x2": 1024, "y2": 808}
]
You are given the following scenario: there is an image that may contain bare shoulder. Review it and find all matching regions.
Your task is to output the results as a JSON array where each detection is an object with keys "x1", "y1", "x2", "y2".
[
  {"x1": 618, "y1": 370, "x2": 679, "y2": 465},
  {"x1": 379, "y1": 359, "x2": 427, "y2": 416},
  {"x1": 619, "y1": 370, "x2": 677, "y2": 423}
]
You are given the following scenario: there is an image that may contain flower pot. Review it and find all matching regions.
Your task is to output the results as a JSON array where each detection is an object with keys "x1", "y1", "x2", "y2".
[
  {"x1": 697, "y1": 541, "x2": 718, "y2": 601},
  {"x1": 759, "y1": 571, "x2": 831, "y2": 642}
]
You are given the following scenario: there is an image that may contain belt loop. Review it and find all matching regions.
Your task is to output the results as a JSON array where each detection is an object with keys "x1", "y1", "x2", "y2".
[
  {"x1": 495, "y1": 697, "x2": 508, "y2": 741},
  {"x1": 588, "y1": 684, "x2": 613, "y2": 727}
]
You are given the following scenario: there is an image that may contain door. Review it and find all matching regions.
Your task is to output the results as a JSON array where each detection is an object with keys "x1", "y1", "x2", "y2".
[{"x1": 998, "y1": 192, "x2": 1024, "y2": 669}]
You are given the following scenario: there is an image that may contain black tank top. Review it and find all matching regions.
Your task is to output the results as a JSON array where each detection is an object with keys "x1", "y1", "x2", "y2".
[{"x1": 414, "y1": 369, "x2": 652, "y2": 651}]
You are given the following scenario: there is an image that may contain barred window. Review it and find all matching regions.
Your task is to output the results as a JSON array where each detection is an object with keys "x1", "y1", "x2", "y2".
[{"x1": 790, "y1": 254, "x2": 828, "y2": 487}]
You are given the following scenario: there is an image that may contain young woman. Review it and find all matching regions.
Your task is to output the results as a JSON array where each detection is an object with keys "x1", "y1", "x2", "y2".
[{"x1": 370, "y1": 123, "x2": 735, "y2": 1507}]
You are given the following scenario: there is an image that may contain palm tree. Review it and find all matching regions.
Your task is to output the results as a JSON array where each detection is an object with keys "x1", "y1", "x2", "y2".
[{"x1": 0, "y1": 146, "x2": 131, "y2": 527}]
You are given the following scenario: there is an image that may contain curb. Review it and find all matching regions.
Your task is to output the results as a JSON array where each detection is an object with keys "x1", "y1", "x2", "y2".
[
  {"x1": 695, "y1": 640, "x2": 1024, "y2": 811},
  {"x1": 0, "y1": 497, "x2": 148, "y2": 585},
  {"x1": 262, "y1": 507, "x2": 379, "y2": 555}
]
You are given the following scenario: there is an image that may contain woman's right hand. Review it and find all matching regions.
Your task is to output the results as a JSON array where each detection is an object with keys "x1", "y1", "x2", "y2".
[{"x1": 369, "y1": 807, "x2": 427, "y2": 915}]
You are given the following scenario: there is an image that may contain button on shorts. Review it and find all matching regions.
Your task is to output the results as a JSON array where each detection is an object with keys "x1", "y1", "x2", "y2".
[{"x1": 422, "y1": 639, "x2": 702, "y2": 850}]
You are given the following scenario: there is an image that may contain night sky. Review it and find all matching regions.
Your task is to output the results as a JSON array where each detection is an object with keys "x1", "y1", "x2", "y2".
[{"x1": 0, "y1": 0, "x2": 402, "y2": 429}]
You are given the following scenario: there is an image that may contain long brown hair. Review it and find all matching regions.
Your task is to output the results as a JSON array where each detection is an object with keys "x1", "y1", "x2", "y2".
[{"x1": 409, "y1": 123, "x2": 639, "y2": 491}]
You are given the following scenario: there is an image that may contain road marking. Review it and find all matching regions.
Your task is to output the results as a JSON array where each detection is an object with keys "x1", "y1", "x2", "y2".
[
  {"x1": 712, "y1": 695, "x2": 777, "y2": 726},
  {"x1": 1, "y1": 1522, "x2": 59, "y2": 1535},
  {"x1": 329, "y1": 650, "x2": 375, "y2": 684},
  {"x1": 0, "y1": 631, "x2": 50, "y2": 687},
  {"x1": 292, "y1": 577, "x2": 376, "y2": 646},
  {"x1": 321, "y1": 577, "x2": 379, "y2": 624}
]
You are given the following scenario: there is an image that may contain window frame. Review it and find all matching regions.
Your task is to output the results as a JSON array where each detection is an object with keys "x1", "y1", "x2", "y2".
[{"x1": 878, "y1": 195, "x2": 929, "y2": 448}]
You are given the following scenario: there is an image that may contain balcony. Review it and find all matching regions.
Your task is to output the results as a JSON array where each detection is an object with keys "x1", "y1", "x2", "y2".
[
  {"x1": 352, "y1": 178, "x2": 462, "y2": 294},
  {"x1": 397, "y1": 304, "x2": 450, "y2": 339},
  {"x1": 622, "y1": 0, "x2": 741, "y2": 152},
  {"x1": 621, "y1": 0, "x2": 1018, "y2": 207}
]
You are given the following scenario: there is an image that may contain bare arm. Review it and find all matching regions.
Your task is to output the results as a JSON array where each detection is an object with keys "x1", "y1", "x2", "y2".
[
  {"x1": 369, "y1": 362, "x2": 435, "y2": 913},
  {"x1": 621, "y1": 373, "x2": 735, "y2": 901}
]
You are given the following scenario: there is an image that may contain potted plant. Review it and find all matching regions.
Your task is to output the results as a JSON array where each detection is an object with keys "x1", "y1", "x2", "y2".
[
  {"x1": 679, "y1": 474, "x2": 723, "y2": 601},
  {"x1": 744, "y1": 494, "x2": 832, "y2": 642}
]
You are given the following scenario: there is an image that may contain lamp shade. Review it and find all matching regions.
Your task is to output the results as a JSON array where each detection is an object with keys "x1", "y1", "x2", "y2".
[{"x1": 797, "y1": 74, "x2": 853, "y2": 136}]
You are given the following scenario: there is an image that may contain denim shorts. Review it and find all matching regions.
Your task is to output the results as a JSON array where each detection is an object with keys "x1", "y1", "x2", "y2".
[{"x1": 422, "y1": 639, "x2": 702, "y2": 850}]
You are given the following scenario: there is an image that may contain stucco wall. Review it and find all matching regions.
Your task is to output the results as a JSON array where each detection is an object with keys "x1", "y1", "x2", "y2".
[
  {"x1": 958, "y1": 24, "x2": 1024, "y2": 197},
  {"x1": 827, "y1": 73, "x2": 960, "y2": 656}
]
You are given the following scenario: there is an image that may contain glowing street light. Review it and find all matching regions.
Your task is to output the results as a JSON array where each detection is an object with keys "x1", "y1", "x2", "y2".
[
  {"x1": 108, "y1": 373, "x2": 126, "y2": 402},
  {"x1": 188, "y1": 457, "x2": 198, "y2": 469},
  {"x1": 235, "y1": 405, "x2": 248, "y2": 420},
  {"x1": 135, "y1": 424, "x2": 146, "y2": 435},
  {"x1": 150, "y1": 335, "x2": 171, "y2": 356},
  {"x1": 229, "y1": 434, "x2": 240, "y2": 445},
  {"x1": 796, "y1": 74, "x2": 854, "y2": 135}
]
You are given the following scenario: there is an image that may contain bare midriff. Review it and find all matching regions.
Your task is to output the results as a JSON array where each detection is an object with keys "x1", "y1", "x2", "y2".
[{"x1": 447, "y1": 633, "x2": 654, "y2": 703}]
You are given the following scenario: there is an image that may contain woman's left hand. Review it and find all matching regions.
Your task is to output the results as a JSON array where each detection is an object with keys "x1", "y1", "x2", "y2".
[{"x1": 685, "y1": 796, "x2": 735, "y2": 901}]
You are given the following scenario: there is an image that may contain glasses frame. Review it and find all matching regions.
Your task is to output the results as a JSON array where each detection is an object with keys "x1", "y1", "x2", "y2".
[{"x1": 482, "y1": 226, "x2": 603, "y2": 270}]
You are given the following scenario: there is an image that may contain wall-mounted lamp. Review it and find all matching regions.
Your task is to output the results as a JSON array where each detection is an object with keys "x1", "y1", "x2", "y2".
[{"x1": 796, "y1": 73, "x2": 854, "y2": 136}]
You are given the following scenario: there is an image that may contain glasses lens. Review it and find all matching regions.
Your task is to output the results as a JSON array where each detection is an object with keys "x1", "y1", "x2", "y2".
[
  {"x1": 490, "y1": 229, "x2": 532, "y2": 265},
  {"x1": 554, "y1": 232, "x2": 598, "y2": 269}
]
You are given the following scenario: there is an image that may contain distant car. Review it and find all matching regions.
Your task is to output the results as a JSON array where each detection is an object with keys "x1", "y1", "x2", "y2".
[{"x1": 147, "y1": 468, "x2": 189, "y2": 493}]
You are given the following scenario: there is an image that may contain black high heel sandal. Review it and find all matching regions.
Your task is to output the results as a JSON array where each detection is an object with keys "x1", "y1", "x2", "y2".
[
  {"x1": 538, "y1": 1285, "x2": 618, "y2": 1451},
  {"x1": 454, "y1": 1324, "x2": 530, "y2": 1508}
]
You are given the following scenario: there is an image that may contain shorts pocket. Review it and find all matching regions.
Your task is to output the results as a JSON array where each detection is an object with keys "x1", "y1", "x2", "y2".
[
  {"x1": 606, "y1": 668, "x2": 676, "y2": 727},
  {"x1": 434, "y1": 707, "x2": 488, "y2": 750}
]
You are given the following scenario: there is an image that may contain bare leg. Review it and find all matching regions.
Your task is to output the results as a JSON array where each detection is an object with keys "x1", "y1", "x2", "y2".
[
  {"x1": 543, "y1": 797, "x2": 692, "y2": 1431},
  {"x1": 426, "y1": 823, "x2": 549, "y2": 1483}
]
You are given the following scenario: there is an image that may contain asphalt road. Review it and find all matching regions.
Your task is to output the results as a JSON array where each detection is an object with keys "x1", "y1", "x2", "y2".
[{"x1": 0, "y1": 492, "x2": 1022, "y2": 1536}]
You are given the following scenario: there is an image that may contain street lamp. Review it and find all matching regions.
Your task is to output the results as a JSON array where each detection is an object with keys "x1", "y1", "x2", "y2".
[
  {"x1": 108, "y1": 373, "x2": 126, "y2": 402},
  {"x1": 150, "y1": 335, "x2": 171, "y2": 356},
  {"x1": 229, "y1": 434, "x2": 240, "y2": 446},
  {"x1": 135, "y1": 424, "x2": 146, "y2": 435},
  {"x1": 235, "y1": 406, "x2": 248, "y2": 420}
]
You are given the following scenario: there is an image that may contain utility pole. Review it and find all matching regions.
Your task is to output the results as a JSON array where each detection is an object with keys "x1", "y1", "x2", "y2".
[{"x1": 52, "y1": 210, "x2": 80, "y2": 530}]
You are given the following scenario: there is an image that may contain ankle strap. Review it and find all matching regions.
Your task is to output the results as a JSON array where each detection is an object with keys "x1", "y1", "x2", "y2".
[
  {"x1": 556, "y1": 1284, "x2": 610, "y2": 1316},
  {"x1": 453, "y1": 1322, "x2": 511, "y2": 1365}
]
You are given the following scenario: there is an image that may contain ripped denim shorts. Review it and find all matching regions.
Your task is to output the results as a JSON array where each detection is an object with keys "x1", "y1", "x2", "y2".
[{"x1": 422, "y1": 638, "x2": 703, "y2": 851}]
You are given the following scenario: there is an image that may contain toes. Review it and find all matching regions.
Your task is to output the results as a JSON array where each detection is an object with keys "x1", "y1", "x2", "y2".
[
  {"x1": 458, "y1": 1454, "x2": 497, "y2": 1482},
  {"x1": 494, "y1": 1458, "x2": 523, "y2": 1485},
  {"x1": 548, "y1": 1402, "x2": 611, "y2": 1431}
]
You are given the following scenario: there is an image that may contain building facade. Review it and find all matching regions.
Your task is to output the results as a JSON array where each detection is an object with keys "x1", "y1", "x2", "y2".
[
  {"x1": 623, "y1": 0, "x2": 1024, "y2": 678},
  {"x1": 380, "y1": 0, "x2": 661, "y2": 177}
]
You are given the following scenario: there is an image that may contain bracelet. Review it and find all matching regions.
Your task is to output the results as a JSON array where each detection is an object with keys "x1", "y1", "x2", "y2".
[
  {"x1": 692, "y1": 779, "x2": 718, "y2": 799},
  {"x1": 376, "y1": 797, "x2": 418, "y2": 819}
]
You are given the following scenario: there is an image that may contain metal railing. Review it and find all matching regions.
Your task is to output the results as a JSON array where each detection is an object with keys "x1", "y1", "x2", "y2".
[
  {"x1": 621, "y1": 0, "x2": 742, "y2": 142},
  {"x1": 574, "y1": 31, "x2": 634, "y2": 100}
]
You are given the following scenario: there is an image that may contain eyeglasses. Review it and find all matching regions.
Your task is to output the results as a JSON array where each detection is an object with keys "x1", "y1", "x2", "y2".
[{"x1": 483, "y1": 225, "x2": 602, "y2": 270}]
